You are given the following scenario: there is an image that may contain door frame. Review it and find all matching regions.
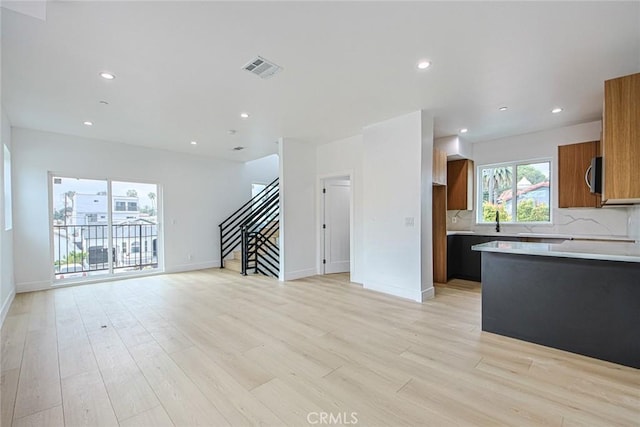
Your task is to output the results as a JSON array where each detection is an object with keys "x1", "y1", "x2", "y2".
[{"x1": 317, "y1": 172, "x2": 354, "y2": 277}]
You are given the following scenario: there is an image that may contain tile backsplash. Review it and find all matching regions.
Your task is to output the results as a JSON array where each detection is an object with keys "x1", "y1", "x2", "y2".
[
  {"x1": 447, "y1": 207, "x2": 632, "y2": 238},
  {"x1": 629, "y1": 205, "x2": 640, "y2": 242}
]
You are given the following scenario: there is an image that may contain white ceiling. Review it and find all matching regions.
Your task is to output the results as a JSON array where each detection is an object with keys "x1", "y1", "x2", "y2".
[{"x1": 2, "y1": 1, "x2": 639, "y2": 162}]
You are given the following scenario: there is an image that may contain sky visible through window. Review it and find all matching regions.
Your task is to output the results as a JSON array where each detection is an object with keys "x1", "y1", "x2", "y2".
[{"x1": 52, "y1": 177, "x2": 157, "y2": 213}]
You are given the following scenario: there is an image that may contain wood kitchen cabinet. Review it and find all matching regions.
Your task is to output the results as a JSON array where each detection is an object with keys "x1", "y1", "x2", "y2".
[
  {"x1": 432, "y1": 148, "x2": 448, "y2": 283},
  {"x1": 432, "y1": 148, "x2": 447, "y2": 185},
  {"x1": 432, "y1": 186, "x2": 447, "y2": 283},
  {"x1": 558, "y1": 141, "x2": 601, "y2": 208},
  {"x1": 602, "y1": 72, "x2": 640, "y2": 204},
  {"x1": 447, "y1": 159, "x2": 474, "y2": 210}
]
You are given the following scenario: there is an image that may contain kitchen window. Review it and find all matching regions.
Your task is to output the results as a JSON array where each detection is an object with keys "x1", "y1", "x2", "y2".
[{"x1": 477, "y1": 160, "x2": 551, "y2": 224}]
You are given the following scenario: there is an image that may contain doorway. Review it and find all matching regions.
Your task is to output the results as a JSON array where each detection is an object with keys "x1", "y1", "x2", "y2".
[{"x1": 321, "y1": 176, "x2": 351, "y2": 274}]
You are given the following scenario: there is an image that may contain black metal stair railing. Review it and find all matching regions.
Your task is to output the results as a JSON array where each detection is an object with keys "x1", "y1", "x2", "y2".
[{"x1": 219, "y1": 178, "x2": 279, "y2": 277}]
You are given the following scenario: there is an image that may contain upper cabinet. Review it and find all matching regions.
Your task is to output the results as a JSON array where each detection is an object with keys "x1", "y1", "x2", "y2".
[
  {"x1": 432, "y1": 148, "x2": 447, "y2": 186},
  {"x1": 602, "y1": 72, "x2": 640, "y2": 205},
  {"x1": 558, "y1": 141, "x2": 601, "y2": 208},
  {"x1": 447, "y1": 159, "x2": 474, "y2": 210}
]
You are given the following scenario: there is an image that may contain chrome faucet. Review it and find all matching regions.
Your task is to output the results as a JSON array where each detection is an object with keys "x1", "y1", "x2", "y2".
[{"x1": 496, "y1": 211, "x2": 500, "y2": 233}]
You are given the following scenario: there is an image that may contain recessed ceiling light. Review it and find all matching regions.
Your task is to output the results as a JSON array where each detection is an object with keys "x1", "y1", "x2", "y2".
[
  {"x1": 417, "y1": 60, "x2": 431, "y2": 70},
  {"x1": 240, "y1": 112, "x2": 250, "y2": 119},
  {"x1": 99, "y1": 72, "x2": 116, "y2": 80},
  {"x1": 499, "y1": 106, "x2": 508, "y2": 111},
  {"x1": 190, "y1": 141, "x2": 197, "y2": 145},
  {"x1": 83, "y1": 121, "x2": 93, "y2": 126},
  {"x1": 460, "y1": 128, "x2": 468, "y2": 134},
  {"x1": 551, "y1": 107, "x2": 563, "y2": 114}
]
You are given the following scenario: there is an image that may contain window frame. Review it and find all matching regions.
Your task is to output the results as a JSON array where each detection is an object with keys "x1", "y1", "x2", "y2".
[
  {"x1": 48, "y1": 172, "x2": 163, "y2": 284},
  {"x1": 475, "y1": 158, "x2": 553, "y2": 225}
]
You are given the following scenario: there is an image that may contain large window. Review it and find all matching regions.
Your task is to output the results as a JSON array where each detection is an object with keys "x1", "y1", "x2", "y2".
[
  {"x1": 477, "y1": 160, "x2": 551, "y2": 224},
  {"x1": 51, "y1": 176, "x2": 161, "y2": 282}
]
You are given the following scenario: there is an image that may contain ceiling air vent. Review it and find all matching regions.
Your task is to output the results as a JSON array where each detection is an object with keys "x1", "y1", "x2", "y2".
[{"x1": 242, "y1": 56, "x2": 282, "y2": 79}]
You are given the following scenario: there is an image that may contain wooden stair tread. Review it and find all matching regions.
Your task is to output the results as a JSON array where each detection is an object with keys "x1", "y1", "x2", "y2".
[{"x1": 223, "y1": 258, "x2": 242, "y2": 272}]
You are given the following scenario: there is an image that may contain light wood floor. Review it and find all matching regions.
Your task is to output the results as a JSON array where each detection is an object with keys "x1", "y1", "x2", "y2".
[{"x1": 1, "y1": 270, "x2": 638, "y2": 426}]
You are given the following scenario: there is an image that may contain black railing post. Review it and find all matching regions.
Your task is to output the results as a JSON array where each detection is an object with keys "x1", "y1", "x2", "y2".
[
  {"x1": 255, "y1": 233, "x2": 260, "y2": 274},
  {"x1": 241, "y1": 225, "x2": 248, "y2": 276},
  {"x1": 139, "y1": 224, "x2": 142, "y2": 270},
  {"x1": 219, "y1": 225, "x2": 224, "y2": 268}
]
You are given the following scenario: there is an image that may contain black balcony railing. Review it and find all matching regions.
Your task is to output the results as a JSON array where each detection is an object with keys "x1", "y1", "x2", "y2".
[
  {"x1": 219, "y1": 178, "x2": 279, "y2": 277},
  {"x1": 53, "y1": 223, "x2": 158, "y2": 278}
]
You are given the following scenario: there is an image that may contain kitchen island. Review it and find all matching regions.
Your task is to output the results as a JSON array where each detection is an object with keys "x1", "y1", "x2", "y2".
[{"x1": 472, "y1": 240, "x2": 640, "y2": 369}]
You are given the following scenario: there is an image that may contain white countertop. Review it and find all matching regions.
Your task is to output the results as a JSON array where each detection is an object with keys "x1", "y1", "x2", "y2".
[
  {"x1": 472, "y1": 240, "x2": 640, "y2": 263},
  {"x1": 446, "y1": 230, "x2": 634, "y2": 242},
  {"x1": 446, "y1": 231, "x2": 567, "y2": 238}
]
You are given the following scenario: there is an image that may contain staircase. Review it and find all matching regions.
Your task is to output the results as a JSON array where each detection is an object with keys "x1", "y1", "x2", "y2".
[{"x1": 219, "y1": 178, "x2": 279, "y2": 277}]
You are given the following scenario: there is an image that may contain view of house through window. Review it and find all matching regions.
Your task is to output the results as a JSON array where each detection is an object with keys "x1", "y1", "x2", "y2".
[
  {"x1": 51, "y1": 176, "x2": 160, "y2": 281},
  {"x1": 478, "y1": 160, "x2": 551, "y2": 223}
]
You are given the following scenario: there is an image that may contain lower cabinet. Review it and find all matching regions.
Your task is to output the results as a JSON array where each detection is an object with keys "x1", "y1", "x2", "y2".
[
  {"x1": 447, "y1": 235, "x2": 519, "y2": 282},
  {"x1": 447, "y1": 235, "x2": 457, "y2": 281}
]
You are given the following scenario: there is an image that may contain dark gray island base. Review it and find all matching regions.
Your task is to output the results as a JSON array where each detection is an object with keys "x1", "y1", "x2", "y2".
[{"x1": 478, "y1": 249, "x2": 640, "y2": 369}]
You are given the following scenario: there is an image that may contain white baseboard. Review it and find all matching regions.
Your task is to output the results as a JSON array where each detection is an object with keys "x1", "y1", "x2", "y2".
[
  {"x1": 422, "y1": 286, "x2": 435, "y2": 301},
  {"x1": 364, "y1": 281, "x2": 423, "y2": 302},
  {"x1": 16, "y1": 280, "x2": 51, "y2": 293},
  {"x1": 165, "y1": 260, "x2": 220, "y2": 274},
  {"x1": 281, "y1": 268, "x2": 316, "y2": 281},
  {"x1": 0, "y1": 288, "x2": 16, "y2": 327},
  {"x1": 15, "y1": 262, "x2": 220, "y2": 294}
]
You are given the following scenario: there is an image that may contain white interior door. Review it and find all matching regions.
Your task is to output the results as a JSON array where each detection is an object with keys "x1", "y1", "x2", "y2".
[{"x1": 323, "y1": 178, "x2": 350, "y2": 274}]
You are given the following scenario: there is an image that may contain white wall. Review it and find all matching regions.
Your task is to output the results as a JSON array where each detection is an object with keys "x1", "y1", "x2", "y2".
[
  {"x1": 1, "y1": 108, "x2": 15, "y2": 323},
  {"x1": 11, "y1": 127, "x2": 274, "y2": 292},
  {"x1": 362, "y1": 111, "x2": 432, "y2": 302},
  {"x1": 434, "y1": 135, "x2": 472, "y2": 160},
  {"x1": 244, "y1": 154, "x2": 279, "y2": 186},
  {"x1": 629, "y1": 205, "x2": 640, "y2": 242},
  {"x1": 316, "y1": 135, "x2": 364, "y2": 283},
  {"x1": 448, "y1": 120, "x2": 630, "y2": 238},
  {"x1": 420, "y1": 111, "x2": 435, "y2": 298},
  {"x1": 279, "y1": 138, "x2": 317, "y2": 281}
]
